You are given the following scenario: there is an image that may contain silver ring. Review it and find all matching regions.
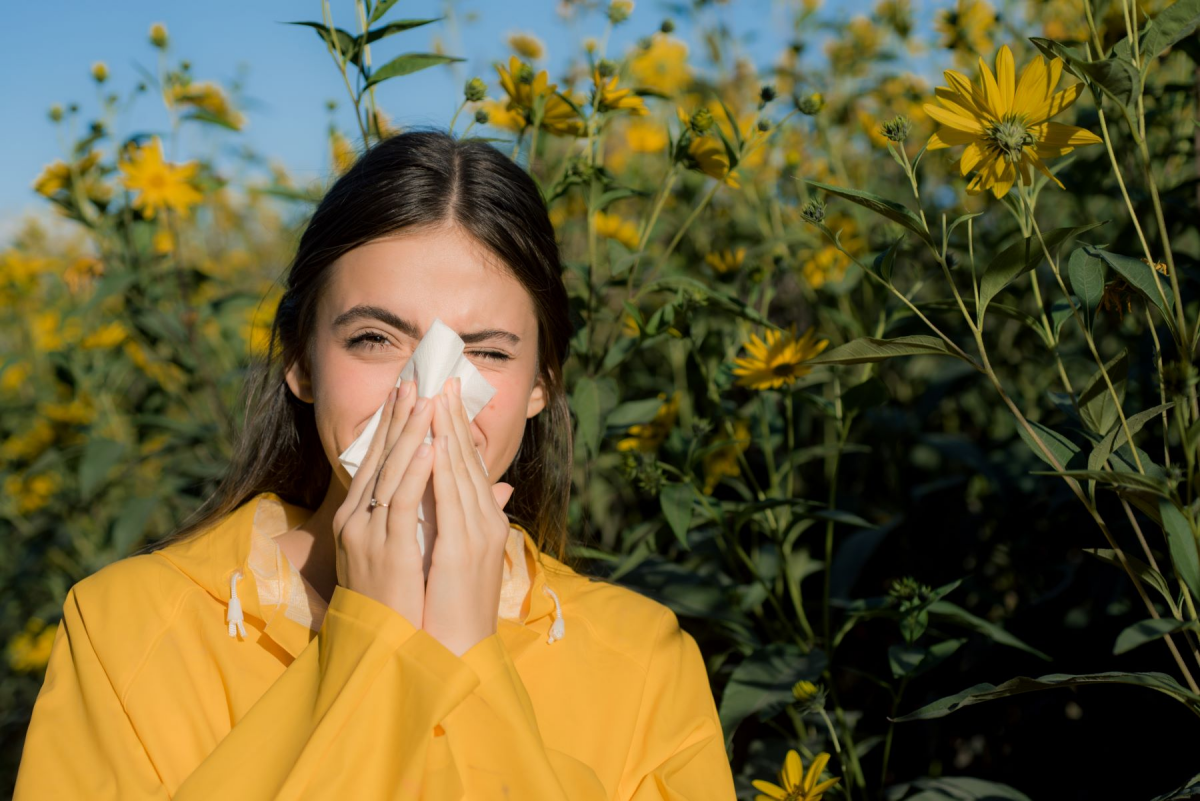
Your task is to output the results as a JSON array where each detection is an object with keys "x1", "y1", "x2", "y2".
[{"x1": 368, "y1": 497, "x2": 390, "y2": 510}]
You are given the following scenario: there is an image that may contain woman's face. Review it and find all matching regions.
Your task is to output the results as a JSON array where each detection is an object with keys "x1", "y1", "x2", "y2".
[{"x1": 285, "y1": 225, "x2": 547, "y2": 491}]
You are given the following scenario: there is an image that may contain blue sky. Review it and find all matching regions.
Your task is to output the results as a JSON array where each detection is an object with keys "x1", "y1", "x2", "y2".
[{"x1": 2, "y1": 0, "x2": 958, "y2": 240}]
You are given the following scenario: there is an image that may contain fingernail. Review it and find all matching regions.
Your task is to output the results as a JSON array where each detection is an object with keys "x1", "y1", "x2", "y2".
[
  {"x1": 415, "y1": 396, "x2": 428, "y2": 412},
  {"x1": 417, "y1": 442, "x2": 431, "y2": 457},
  {"x1": 399, "y1": 380, "x2": 412, "y2": 397}
]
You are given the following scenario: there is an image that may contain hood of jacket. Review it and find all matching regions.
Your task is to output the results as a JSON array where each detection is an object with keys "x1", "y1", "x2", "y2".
[{"x1": 152, "y1": 491, "x2": 567, "y2": 660}]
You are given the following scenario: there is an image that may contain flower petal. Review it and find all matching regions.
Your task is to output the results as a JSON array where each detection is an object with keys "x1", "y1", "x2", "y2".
[
  {"x1": 1024, "y1": 146, "x2": 1065, "y2": 188},
  {"x1": 1046, "y1": 57, "x2": 1064, "y2": 96},
  {"x1": 959, "y1": 140, "x2": 986, "y2": 175},
  {"x1": 991, "y1": 159, "x2": 1016, "y2": 198},
  {"x1": 923, "y1": 104, "x2": 985, "y2": 134},
  {"x1": 927, "y1": 126, "x2": 981, "y2": 149},
  {"x1": 810, "y1": 777, "x2": 842, "y2": 797},
  {"x1": 976, "y1": 54, "x2": 1004, "y2": 118},
  {"x1": 996, "y1": 45, "x2": 1015, "y2": 114},
  {"x1": 1030, "y1": 121, "x2": 1103, "y2": 146},
  {"x1": 942, "y1": 70, "x2": 990, "y2": 117},
  {"x1": 784, "y1": 749, "x2": 803, "y2": 789},
  {"x1": 1014, "y1": 55, "x2": 1048, "y2": 115},
  {"x1": 805, "y1": 753, "x2": 832, "y2": 791},
  {"x1": 1023, "y1": 82, "x2": 1084, "y2": 125},
  {"x1": 935, "y1": 87, "x2": 985, "y2": 122},
  {"x1": 751, "y1": 780, "x2": 788, "y2": 800}
]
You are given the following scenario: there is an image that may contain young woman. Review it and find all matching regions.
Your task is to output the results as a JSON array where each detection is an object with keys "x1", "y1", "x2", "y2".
[{"x1": 13, "y1": 130, "x2": 736, "y2": 799}]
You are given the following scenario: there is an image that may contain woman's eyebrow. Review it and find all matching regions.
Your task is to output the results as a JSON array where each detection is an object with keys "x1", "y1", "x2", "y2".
[{"x1": 332, "y1": 304, "x2": 521, "y2": 345}]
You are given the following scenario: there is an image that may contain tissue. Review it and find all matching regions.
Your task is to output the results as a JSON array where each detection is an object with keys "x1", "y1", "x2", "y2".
[{"x1": 338, "y1": 317, "x2": 497, "y2": 558}]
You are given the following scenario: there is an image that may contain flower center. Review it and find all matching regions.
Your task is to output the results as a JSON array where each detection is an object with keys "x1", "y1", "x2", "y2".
[{"x1": 985, "y1": 114, "x2": 1033, "y2": 162}]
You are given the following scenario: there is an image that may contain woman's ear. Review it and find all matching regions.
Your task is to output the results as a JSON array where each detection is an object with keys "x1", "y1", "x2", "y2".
[
  {"x1": 525, "y1": 372, "x2": 548, "y2": 419},
  {"x1": 284, "y1": 358, "x2": 314, "y2": 404}
]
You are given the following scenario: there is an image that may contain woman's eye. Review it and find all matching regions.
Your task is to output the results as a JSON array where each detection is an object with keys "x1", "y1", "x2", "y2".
[
  {"x1": 470, "y1": 350, "x2": 511, "y2": 362},
  {"x1": 348, "y1": 332, "x2": 389, "y2": 350}
]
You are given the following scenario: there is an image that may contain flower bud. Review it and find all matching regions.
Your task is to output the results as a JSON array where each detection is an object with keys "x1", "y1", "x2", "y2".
[
  {"x1": 91, "y1": 62, "x2": 109, "y2": 83},
  {"x1": 464, "y1": 77, "x2": 486, "y2": 102},
  {"x1": 516, "y1": 63, "x2": 535, "y2": 85},
  {"x1": 48, "y1": 104, "x2": 64, "y2": 123},
  {"x1": 881, "y1": 114, "x2": 911, "y2": 142},
  {"x1": 660, "y1": 19, "x2": 675, "y2": 33},
  {"x1": 149, "y1": 22, "x2": 168, "y2": 49},
  {"x1": 796, "y1": 92, "x2": 824, "y2": 115},
  {"x1": 759, "y1": 85, "x2": 777, "y2": 103},
  {"x1": 800, "y1": 198, "x2": 826, "y2": 224},
  {"x1": 757, "y1": 118, "x2": 771, "y2": 132},
  {"x1": 690, "y1": 108, "x2": 714, "y2": 135},
  {"x1": 474, "y1": 109, "x2": 490, "y2": 124},
  {"x1": 607, "y1": 0, "x2": 634, "y2": 24}
]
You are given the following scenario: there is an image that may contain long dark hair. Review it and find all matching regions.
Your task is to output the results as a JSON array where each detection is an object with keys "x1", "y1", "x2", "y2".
[{"x1": 137, "y1": 128, "x2": 579, "y2": 567}]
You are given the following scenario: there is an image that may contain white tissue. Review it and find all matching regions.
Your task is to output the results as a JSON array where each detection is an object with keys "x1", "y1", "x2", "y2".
[{"x1": 338, "y1": 317, "x2": 497, "y2": 559}]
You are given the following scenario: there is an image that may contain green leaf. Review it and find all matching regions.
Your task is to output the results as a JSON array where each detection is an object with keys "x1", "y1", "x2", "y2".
[
  {"x1": 841, "y1": 376, "x2": 889, "y2": 415},
  {"x1": 717, "y1": 644, "x2": 827, "y2": 749},
  {"x1": 1077, "y1": 348, "x2": 1128, "y2": 436},
  {"x1": 1159, "y1": 499, "x2": 1200, "y2": 605},
  {"x1": 804, "y1": 179, "x2": 936, "y2": 248},
  {"x1": 606, "y1": 398, "x2": 668, "y2": 429},
  {"x1": 287, "y1": 21, "x2": 363, "y2": 67},
  {"x1": 928, "y1": 600, "x2": 1052, "y2": 660},
  {"x1": 367, "y1": 0, "x2": 402, "y2": 24},
  {"x1": 804, "y1": 335, "x2": 965, "y2": 366},
  {"x1": 978, "y1": 222, "x2": 1104, "y2": 322},
  {"x1": 362, "y1": 53, "x2": 465, "y2": 94},
  {"x1": 570, "y1": 377, "x2": 601, "y2": 458},
  {"x1": 892, "y1": 670, "x2": 1200, "y2": 723},
  {"x1": 112, "y1": 495, "x2": 158, "y2": 555},
  {"x1": 659, "y1": 483, "x2": 695, "y2": 550},
  {"x1": 365, "y1": 18, "x2": 443, "y2": 46},
  {"x1": 888, "y1": 638, "x2": 966, "y2": 679},
  {"x1": 1114, "y1": 0, "x2": 1200, "y2": 75},
  {"x1": 1151, "y1": 770, "x2": 1200, "y2": 801},
  {"x1": 870, "y1": 237, "x2": 902, "y2": 283},
  {"x1": 1029, "y1": 38, "x2": 1139, "y2": 106},
  {"x1": 637, "y1": 276, "x2": 774, "y2": 328},
  {"x1": 1067, "y1": 247, "x2": 1106, "y2": 332},
  {"x1": 1050, "y1": 296, "x2": 1079, "y2": 344},
  {"x1": 1083, "y1": 245, "x2": 1176, "y2": 332},
  {"x1": 1083, "y1": 548, "x2": 1174, "y2": 608},
  {"x1": 1088, "y1": 402, "x2": 1173, "y2": 478},
  {"x1": 887, "y1": 777, "x2": 1033, "y2": 801},
  {"x1": 1016, "y1": 420, "x2": 1081, "y2": 470},
  {"x1": 79, "y1": 438, "x2": 127, "y2": 499},
  {"x1": 1114, "y1": 618, "x2": 1199, "y2": 655},
  {"x1": 1032, "y1": 468, "x2": 1169, "y2": 495}
]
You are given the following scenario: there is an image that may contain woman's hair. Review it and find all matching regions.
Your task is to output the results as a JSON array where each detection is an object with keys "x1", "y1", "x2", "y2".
[{"x1": 136, "y1": 127, "x2": 580, "y2": 568}]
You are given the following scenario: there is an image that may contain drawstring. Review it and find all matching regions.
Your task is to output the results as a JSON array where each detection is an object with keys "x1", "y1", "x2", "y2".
[
  {"x1": 543, "y1": 584, "x2": 565, "y2": 644},
  {"x1": 227, "y1": 570, "x2": 246, "y2": 639}
]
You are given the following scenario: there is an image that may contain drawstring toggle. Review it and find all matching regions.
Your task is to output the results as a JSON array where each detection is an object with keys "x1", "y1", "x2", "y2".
[{"x1": 227, "y1": 570, "x2": 246, "y2": 639}]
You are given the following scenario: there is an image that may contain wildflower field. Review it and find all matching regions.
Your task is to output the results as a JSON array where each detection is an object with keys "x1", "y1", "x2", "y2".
[{"x1": 3, "y1": 0, "x2": 1199, "y2": 797}]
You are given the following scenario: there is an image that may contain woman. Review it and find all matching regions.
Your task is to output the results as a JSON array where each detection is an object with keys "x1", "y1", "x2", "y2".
[{"x1": 13, "y1": 129, "x2": 736, "y2": 799}]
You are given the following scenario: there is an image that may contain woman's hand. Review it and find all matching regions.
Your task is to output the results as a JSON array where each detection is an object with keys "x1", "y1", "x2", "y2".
[
  {"x1": 332, "y1": 378, "x2": 436, "y2": 628},
  {"x1": 423, "y1": 375, "x2": 516, "y2": 657}
]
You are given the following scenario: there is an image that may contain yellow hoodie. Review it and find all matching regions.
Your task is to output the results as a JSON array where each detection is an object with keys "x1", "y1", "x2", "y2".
[{"x1": 13, "y1": 491, "x2": 736, "y2": 799}]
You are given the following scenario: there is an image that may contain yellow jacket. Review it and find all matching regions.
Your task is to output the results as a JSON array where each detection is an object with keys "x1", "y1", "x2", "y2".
[{"x1": 13, "y1": 492, "x2": 735, "y2": 799}]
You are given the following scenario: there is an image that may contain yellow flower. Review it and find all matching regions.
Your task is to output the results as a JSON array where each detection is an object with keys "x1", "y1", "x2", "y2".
[
  {"x1": 153, "y1": 228, "x2": 175, "y2": 255},
  {"x1": 7, "y1": 618, "x2": 57, "y2": 672},
  {"x1": 119, "y1": 136, "x2": 203, "y2": 220},
  {"x1": 0, "y1": 418, "x2": 55, "y2": 462},
  {"x1": 621, "y1": 311, "x2": 641, "y2": 337},
  {"x1": 733, "y1": 324, "x2": 829, "y2": 390},
  {"x1": 705, "y1": 247, "x2": 746, "y2": 274},
  {"x1": 495, "y1": 56, "x2": 585, "y2": 137},
  {"x1": 6, "y1": 472, "x2": 62, "y2": 516},
  {"x1": 701, "y1": 419, "x2": 750, "y2": 494},
  {"x1": 593, "y1": 210, "x2": 641, "y2": 250},
  {"x1": 937, "y1": 0, "x2": 995, "y2": 58},
  {"x1": 616, "y1": 392, "x2": 680, "y2": 452},
  {"x1": 81, "y1": 320, "x2": 130, "y2": 350},
  {"x1": 753, "y1": 750, "x2": 840, "y2": 801},
  {"x1": 0, "y1": 361, "x2": 32, "y2": 395},
  {"x1": 62, "y1": 256, "x2": 105, "y2": 294},
  {"x1": 507, "y1": 32, "x2": 545, "y2": 60},
  {"x1": 592, "y1": 68, "x2": 648, "y2": 116},
  {"x1": 803, "y1": 213, "x2": 863, "y2": 289},
  {"x1": 923, "y1": 44, "x2": 1103, "y2": 198},
  {"x1": 624, "y1": 118, "x2": 668, "y2": 152},
  {"x1": 32, "y1": 151, "x2": 103, "y2": 197},
  {"x1": 684, "y1": 136, "x2": 740, "y2": 188},
  {"x1": 122, "y1": 340, "x2": 188, "y2": 393},
  {"x1": 31, "y1": 310, "x2": 83, "y2": 353},
  {"x1": 330, "y1": 130, "x2": 358, "y2": 175},
  {"x1": 629, "y1": 34, "x2": 691, "y2": 96},
  {"x1": 40, "y1": 396, "x2": 96, "y2": 425},
  {"x1": 149, "y1": 22, "x2": 169, "y2": 49},
  {"x1": 168, "y1": 80, "x2": 245, "y2": 130}
]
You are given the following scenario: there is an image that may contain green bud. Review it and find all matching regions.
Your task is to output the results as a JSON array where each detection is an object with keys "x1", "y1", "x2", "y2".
[
  {"x1": 796, "y1": 92, "x2": 825, "y2": 115},
  {"x1": 516, "y1": 63, "x2": 535, "y2": 85},
  {"x1": 596, "y1": 59, "x2": 617, "y2": 78},
  {"x1": 881, "y1": 114, "x2": 911, "y2": 143},
  {"x1": 660, "y1": 18, "x2": 675, "y2": 33},
  {"x1": 48, "y1": 104, "x2": 64, "y2": 123},
  {"x1": 464, "y1": 77, "x2": 486, "y2": 102},
  {"x1": 800, "y1": 198, "x2": 826, "y2": 224},
  {"x1": 474, "y1": 109, "x2": 490, "y2": 124},
  {"x1": 690, "y1": 108, "x2": 714, "y2": 135},
  {"x1": 759, "y1": 85, "x2": 777, "y2": 103},
  {"x1": 757, "y1": 118, "x2": 771, "y2": 132},
  {"x1": 607, "y1": 0, "x2": 634, "y2": 24}
]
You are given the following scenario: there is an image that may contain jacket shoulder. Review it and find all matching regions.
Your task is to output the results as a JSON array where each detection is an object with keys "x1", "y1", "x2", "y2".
[{"x1": 547, "y1": 563, "x2": 680, "y2": 670}]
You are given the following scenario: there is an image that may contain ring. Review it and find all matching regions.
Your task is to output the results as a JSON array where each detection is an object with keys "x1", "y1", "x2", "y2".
[{"x1": 368, "y1": 497, "x2": 390, "y2": 510}]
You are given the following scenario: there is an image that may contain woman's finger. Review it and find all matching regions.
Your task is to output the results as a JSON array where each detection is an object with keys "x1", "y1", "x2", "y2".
[
  {"x1": 349, "y1": 386, "x2": 398, "y2": 515},
  {"x1": 438, "y1": 391, "x2": 487, "y2": 543},
  {"x1": 446, "y1": 378, "x2": 496, "y2": 516}
]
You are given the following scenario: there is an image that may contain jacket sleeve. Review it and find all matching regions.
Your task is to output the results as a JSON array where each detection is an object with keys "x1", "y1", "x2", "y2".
[
  {"x1": 616, "y1": 608, "x2": 738, "y2": 800},
  {"x1": 14, "y1": 583, "x2": 611, "y2": 800}
]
